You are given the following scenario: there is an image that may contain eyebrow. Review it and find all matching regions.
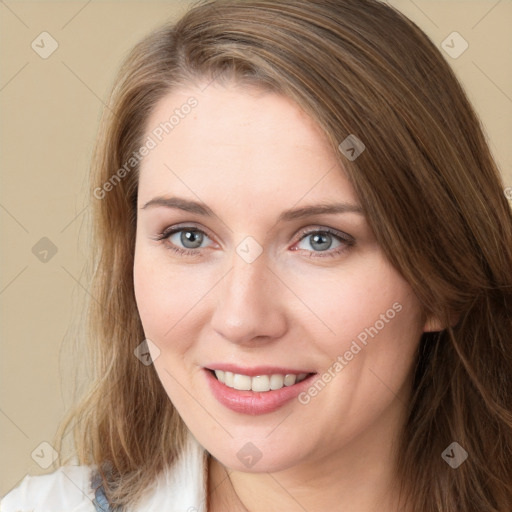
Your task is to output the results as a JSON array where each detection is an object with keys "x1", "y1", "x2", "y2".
[{"x1": 141, "y1": 196, "x2": 365, "y2": 222}]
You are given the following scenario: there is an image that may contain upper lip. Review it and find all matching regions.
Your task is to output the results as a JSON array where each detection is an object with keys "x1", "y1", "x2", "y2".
[{"x1": 205, "y1": 364, "x2": 316, "y2": 377}]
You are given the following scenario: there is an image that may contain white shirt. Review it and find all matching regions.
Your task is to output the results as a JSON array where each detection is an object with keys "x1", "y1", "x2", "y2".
[{"x1": 1, "y1": 433, "x2": 208, "y2": 512}]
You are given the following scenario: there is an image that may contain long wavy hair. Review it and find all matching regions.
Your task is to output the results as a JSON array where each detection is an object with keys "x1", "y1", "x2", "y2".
[{"x1": 54, "y1": 0, "x2": 512, "y2": 510}]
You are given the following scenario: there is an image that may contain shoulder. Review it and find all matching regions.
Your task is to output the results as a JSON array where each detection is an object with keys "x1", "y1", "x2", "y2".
[
  {"x1": 1, "y1": 464, "x2": 96, "y2": 512},
  {"x1": 1, "y1": 434, "x2": 207, "y2": 512}
]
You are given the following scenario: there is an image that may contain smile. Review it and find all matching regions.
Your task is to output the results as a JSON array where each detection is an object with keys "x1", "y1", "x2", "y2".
[
  {"x1": 204, "y1": 366, "x2": 317, "y2": 415},
  {"x1": 212, "y1": 370, "x2": 310, "y2": 392}
]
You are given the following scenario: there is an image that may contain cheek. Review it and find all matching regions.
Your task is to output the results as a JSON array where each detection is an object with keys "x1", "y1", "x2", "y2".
[
  {"x1": 133, "y1": 245, "x2": 212, "y2": 352},
  {"x1": 320, "y1": 263, "x2": 422, "y2": 404},
  {"x1": 133, "y1": 250, "x2": 169, "y2": 339},
  {"x1": 290, "y1": 255, "x2": 422, "y2": 355},
  {"x1": 291, "y1": 260, "x2": 423, "y2": 446},
  {"x1": 133, "y1": 248, "x2": 205, "y2": 406}
]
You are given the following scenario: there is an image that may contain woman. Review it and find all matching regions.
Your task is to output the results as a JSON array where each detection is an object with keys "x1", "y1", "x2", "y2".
[{"x1": 2, "y1": 0, "x2": 511, "y2": 511}]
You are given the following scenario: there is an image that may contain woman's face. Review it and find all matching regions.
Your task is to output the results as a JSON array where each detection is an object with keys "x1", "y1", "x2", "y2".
[{"x1": 133, "y1": 82, "x2": 430, "y2": 473}]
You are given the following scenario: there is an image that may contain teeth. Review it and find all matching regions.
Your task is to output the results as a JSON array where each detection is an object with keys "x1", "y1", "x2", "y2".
[
  {"x1": 270, "y1": 374, "x2": 284, "y2": 390},
  {"x1": 252, "y1": 375, "x2": 270, "y2": 392},
  {"x1": 213, "y1": 370, "x2": 309, "y2": 392},
  {"x1": 233, "y1": 373, "x2": 252, "y2": 391},
  {"x1": 284, "y1": 374, "x2": 296, "y2": 386},
  {"x1": 224, "y1": 371, "x2": 234, "y2": 387}
]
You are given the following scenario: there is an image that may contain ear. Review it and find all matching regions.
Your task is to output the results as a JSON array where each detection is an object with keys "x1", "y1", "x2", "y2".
[{"x1": 423, "y1": 311, "x2": 460, "y2": 333}]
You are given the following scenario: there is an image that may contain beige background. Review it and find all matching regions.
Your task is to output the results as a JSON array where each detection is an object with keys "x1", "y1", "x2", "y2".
[{"x1": 1, "y1": 0, "x2": 511, "y2": 496}]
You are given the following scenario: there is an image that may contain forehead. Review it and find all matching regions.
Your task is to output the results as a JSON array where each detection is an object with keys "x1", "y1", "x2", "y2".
[{"x1": 138, "y1": 83, "x2": 358, "y2": 206}]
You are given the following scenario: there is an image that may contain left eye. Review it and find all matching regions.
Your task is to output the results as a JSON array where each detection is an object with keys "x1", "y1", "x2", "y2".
[
  {"x1": 291, "y1": 228, "x2": 355, "y2": 258},
  {"x1": 295, "y1": 231, "x2": 343, "y2": 252}
]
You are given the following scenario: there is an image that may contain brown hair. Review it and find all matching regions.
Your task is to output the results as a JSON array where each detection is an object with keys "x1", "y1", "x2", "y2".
[{"x1": 54, "y1": 0, "x2": 512, "y2": 510}]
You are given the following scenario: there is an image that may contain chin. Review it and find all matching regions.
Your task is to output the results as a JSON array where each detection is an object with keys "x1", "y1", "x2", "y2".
[{"x1": 202, "y1": 432, "x2": 314, "y2": 474}]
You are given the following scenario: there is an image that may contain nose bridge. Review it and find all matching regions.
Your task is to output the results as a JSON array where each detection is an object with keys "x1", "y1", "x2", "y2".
[
  {"x1": 223, "y1": 252, "x2": 273, "y2": 316},
  {"x1": 210, "y1": 250, "x2": 286, "y2": 343}
]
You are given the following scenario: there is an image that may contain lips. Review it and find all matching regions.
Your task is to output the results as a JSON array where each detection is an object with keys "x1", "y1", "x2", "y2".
[{"x1": 204, "y1": 364, "x2": 317, "y2": 415}]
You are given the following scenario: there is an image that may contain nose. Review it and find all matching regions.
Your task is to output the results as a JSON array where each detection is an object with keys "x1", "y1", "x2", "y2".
[{"x1": 210, "y1": 252, "x2": 288, "y2": 346}]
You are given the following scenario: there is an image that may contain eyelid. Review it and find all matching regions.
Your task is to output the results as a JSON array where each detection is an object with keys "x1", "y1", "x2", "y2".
[
  {"x1": 158, "y1": 223, "x2": 214, "y2": 242},
  {"x1": 295, "y1": 225, "x2": 354, "y2": 244}
]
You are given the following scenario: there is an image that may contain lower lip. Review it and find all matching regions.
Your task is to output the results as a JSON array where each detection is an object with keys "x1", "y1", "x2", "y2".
[{"x1": 204, "y1": 369, "x2": 316, "y2": 415}]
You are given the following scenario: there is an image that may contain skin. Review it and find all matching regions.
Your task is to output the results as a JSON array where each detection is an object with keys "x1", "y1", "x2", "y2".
[{"x1": 133, "y1": 81, "x2": 442, "y2": 511}]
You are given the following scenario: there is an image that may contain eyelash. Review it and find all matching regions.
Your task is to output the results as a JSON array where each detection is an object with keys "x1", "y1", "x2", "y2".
[{"x1": 154, "y1": 224, "x2": 355, "y2": 259}]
